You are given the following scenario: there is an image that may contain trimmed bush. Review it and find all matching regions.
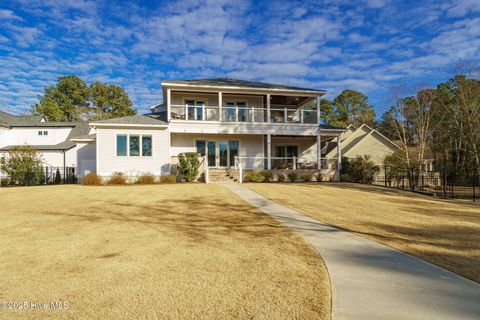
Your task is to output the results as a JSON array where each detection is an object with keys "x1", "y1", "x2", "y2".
[
  {"x1": 177, "y1": 152, "x2": 200, "y2": 182},
  {"x1": 301, "y1": 174, "x2": 313, "y2": 182},
  {"x1": 82, "y1": 172, "x2": 102, "y2": 186},
  {"x1": 276, "y1": 173, "x2": 286, "y2": 182},
  {"x1": 160, "y1": 174, "x2": 177, "y2": 184},
  {"x1": 54, "y1": 169, "x2": 62, "y2": 184},
  {"x1": 259, "y1": 170, "x2": 273, "y2": 182},
  {"x1": 315, "y1": 172, "x2": 323, "y2": 182},
  {"x1": 287, "y1": 172, "x2": 299, "y2": 182},
  {"x1": 243, "y1": 172, "x2": 264, "y2": 183},
  {"x1": 136, "y1": 173, "x2": 156, "y2": 184},
  {"x1": 107, "y1": 172, "x2": 127, "y2": 185}
]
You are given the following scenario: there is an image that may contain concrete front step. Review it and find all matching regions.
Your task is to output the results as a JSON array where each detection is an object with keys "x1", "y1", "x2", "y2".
[{"x1": 208, "y1": 168, "x2": 240, "y2": 183}]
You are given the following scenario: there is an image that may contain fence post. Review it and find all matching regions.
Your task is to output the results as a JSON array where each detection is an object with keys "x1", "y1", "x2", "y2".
[
  {"x1": 384, "y1": 165, "x2": 387, "y2": 187},
  {"x1": 473, "y1": 174, "x2": 476, "y2": 202}
]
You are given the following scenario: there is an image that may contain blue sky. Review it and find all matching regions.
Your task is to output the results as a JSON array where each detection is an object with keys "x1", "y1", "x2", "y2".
[{"x1": 0, "y1": 0, "x2": 479, "y2": 116}]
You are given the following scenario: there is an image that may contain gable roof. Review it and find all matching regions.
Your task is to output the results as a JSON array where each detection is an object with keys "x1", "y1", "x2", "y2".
[
  {"x1": 91, "y1": 114, "x2": 167, "y2": 126},
  {"x1": 325, "y1": 123, "x2": 399, "y2": 159},
  {"x1": 162, "y1": 78, "x2": 325, "y2": 94}
]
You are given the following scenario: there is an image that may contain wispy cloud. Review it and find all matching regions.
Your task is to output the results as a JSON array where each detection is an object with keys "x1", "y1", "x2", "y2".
[{"x1": 0, "y1": 0, "x2": 479, "y2": 115}]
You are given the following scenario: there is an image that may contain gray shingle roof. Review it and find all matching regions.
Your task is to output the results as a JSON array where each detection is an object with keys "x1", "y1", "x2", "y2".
[
  {"x1": 0, "y1": 140, "x2": 76, "y2": 151},
  {"x1": 69, "y1": 133, "x2": 96, "y2": 140},
  {"x1": 93, "y1": 114, "x2": 167, "y2": 125},
  {"x1": 162, "y1": 78, "x2": 325, "y2": 93},
  {"x1": 0, "y1": 111, "x2": 44, "y2": 127}
]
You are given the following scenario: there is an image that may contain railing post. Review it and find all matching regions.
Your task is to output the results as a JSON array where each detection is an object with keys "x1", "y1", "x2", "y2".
[
  {"x1": 239, "y1": 164, "x2": 243, "y2": 184},
  {"x1": 251, "y1": 106, "x2": 255, "y2": 122},
  {"x1": 293, "y1": 156, "x2": 296, "y2": 170},
  {"x1": 204, "y1": 156, "x2": 209, "y2": 184},
  {"x1": 300, "y1": 110, "x2": 304, "y2": 123},
  {"x1": 284, "y1": 108, "x2": 287, "y2": 123}
]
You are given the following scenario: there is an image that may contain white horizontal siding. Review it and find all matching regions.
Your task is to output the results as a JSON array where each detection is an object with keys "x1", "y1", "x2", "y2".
[
  {"x1": 8, "y1": 127, "x2": 72, "y2": 146},
  {"x1": 96, "y1": 127, "x2": 170, "y2": 176},
  {"x1": 77, "y1": 142, "x2": 96, "y2": 177}
]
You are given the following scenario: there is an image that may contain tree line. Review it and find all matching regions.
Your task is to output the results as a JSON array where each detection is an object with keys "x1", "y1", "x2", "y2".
[
  {"x1": 32, "y1": 75, "x2": 136, "y2": 121},
  {"x1": 317, "y1": 73, "x2": 479, "y2": 175}
]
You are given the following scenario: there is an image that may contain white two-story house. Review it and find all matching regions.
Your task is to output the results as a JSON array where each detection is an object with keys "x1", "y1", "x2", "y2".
[
  {"x1": 89, "y1": 78, "x2": 346, "y2": 182},
  {"x1": 0, "y1": 111, "x2": 92, "y2": 181}
]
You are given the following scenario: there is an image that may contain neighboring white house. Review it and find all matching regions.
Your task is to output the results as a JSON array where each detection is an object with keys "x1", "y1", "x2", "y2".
[
  {"x1": 0, "y1": 111, "x2": 92, "y2": 179},
  {"x1": 1, "y1": 78, "x2": 347, "y2": 183},
  {"x1": 324, "y1": 124, "x2": 399, "y2": 166}
]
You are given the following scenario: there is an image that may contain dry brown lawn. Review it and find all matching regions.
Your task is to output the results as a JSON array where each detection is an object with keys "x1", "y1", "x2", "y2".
[
  {"x1": 0, "y1": 184, "x2": 330, "y2": 320},
  {"x1": 247, "y1": 182, "x2": 480, "y2": 283}
]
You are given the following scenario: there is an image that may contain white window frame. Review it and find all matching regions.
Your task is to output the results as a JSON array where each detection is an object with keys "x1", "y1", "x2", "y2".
[
  {"x1": 115, "y1": 134, "x2": 153, "y2": 158},
  {"x1": 184, "y1": 98, "x2": 207, "y2": 121},
  {"x1": 224, "y1": 101, "x2": 248, "y2": 122}
]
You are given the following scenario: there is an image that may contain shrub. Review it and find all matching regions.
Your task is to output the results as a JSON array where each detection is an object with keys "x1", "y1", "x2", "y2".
[
  {"x1": 315, "y1": 172, "x2": 323, "y2": 182},
  {"x1": 82, "y1": 172, "x2": 102, "y2": 186},
  {"x1": 136, "y1": 173, "x2": 156, "y2": 184},
  {"x1": 54, "y1": 169, "x2": 62, "y2": 184},
  {"x1": 243, "y1": 172, "x2": 264, "y2": 182},
  {"x1": 276, "y1": 173, "x2": 286, "y2": 182},
  {"x1": 301, "y1": 174, "x2": 313, "y2": 182},
  {"x1": 0, "y1": 146, "x2": 44, "y2": 186},
  {"x1": 287, "y1": 172, "x2": 298, "y2": 182},
  {"x1": 160, "y1": 174, "x2": 177, "y2": 184},
  {"x1": 107, "y1": 172, "x2": 127, "y2": 185},
  {"x1": 341, "y1": 155, "x2": 379, "y2": 183},
  {"x1": 259, "y1": 170, "x2": 273, "y2": 182},
  {"x1": 177, "y1": 152, "x2": 200, "y2": 182}
]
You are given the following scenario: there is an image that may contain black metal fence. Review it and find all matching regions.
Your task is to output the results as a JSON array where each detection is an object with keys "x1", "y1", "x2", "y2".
[
  {"x1": 372, "y1": 166, "x2": 479, "y2": 202},
  {"x1": 0, "y1": 166, "x2": 77, "y2": 187}
]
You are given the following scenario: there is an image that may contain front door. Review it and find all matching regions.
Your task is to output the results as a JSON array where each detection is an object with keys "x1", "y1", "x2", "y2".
[{"x1": 205, "y1": 140, "x2": 239, "y2": 167}]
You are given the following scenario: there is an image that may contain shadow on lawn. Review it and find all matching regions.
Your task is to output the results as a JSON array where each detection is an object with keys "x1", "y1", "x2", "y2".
[{"x1": 38, "y1": 197, "x2": 288, "y2": 243}]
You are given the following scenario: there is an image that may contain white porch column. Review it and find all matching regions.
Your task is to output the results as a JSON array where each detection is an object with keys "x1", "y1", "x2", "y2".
[
  {"x1": 316, "y1": 96, "x2": 321, "y2": 124},
  {"x1": 317, "y1": 131, "x2": 322, "y2": 170},
  {"x1": 166, "y1": 88, "x2": 171, "y2": 122},
  {"x1": 316, "y1": 96, "x2": 322, "y2": 170},
  {"x1": 266, "y1": 93, "x2": 271, "y2": 123},
  {"x1": 267, "y1": 134, "x2": 272, "y2": 169},
  {"x1": 336, "y1": 133, "x2": 342, "y2": 177},
  {"x1": 218, "y1": 91, "x2": 222, "y2": 121}
]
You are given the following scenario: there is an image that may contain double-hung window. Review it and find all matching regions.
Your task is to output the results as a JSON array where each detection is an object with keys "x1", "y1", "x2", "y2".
[{"x1": 116, "y1": 134, "x2": 153, "y2": 157}]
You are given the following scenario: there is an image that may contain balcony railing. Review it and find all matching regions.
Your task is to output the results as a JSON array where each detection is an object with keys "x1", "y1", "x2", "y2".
[{"x1": 170, "y1": 104, "x2": 317, "y2": 124}]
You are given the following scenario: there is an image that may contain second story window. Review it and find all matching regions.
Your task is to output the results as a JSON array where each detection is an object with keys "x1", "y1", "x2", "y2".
[
  {"x1": 225, "y1": 102, "x2": 247, "y2": 122},
  {"x1": 38, "y1": 131, "x2": 43, "y2": 136},
  {"x1": 43, "y1": 131, "x2": 48, "y2": 136}
]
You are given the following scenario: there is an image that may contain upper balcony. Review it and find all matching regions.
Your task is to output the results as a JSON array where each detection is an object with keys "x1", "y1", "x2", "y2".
[
  {"x1": 170, "y1": 103, "x2": 318, "y2": 124},
  {"x1": 162, "y1": 78, "x2": 326, "y2": 135}
]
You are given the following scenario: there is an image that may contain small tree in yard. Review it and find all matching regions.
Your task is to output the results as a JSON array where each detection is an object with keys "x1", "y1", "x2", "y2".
[
  {"x1": 0, "y1": 146, "x2": 44, "y2": 186},
  {"x1": 177, "y1": 152, "x2": 200, "y2": 182}
]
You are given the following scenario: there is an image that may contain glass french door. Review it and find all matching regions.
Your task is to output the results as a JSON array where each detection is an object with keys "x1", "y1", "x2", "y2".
[{"x1": 205, "y1": 140, "x2": 239, "y2": 167}]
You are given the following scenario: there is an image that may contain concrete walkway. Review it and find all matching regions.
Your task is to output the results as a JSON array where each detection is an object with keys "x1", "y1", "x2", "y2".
[{"x1": 225, "y1": 184, "x2": 480, "y2": 320}]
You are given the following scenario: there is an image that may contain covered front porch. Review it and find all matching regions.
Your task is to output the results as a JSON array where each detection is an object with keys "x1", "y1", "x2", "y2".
[{"x1": 169, "y1": 132, "x2": 343, "y2": 183}]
